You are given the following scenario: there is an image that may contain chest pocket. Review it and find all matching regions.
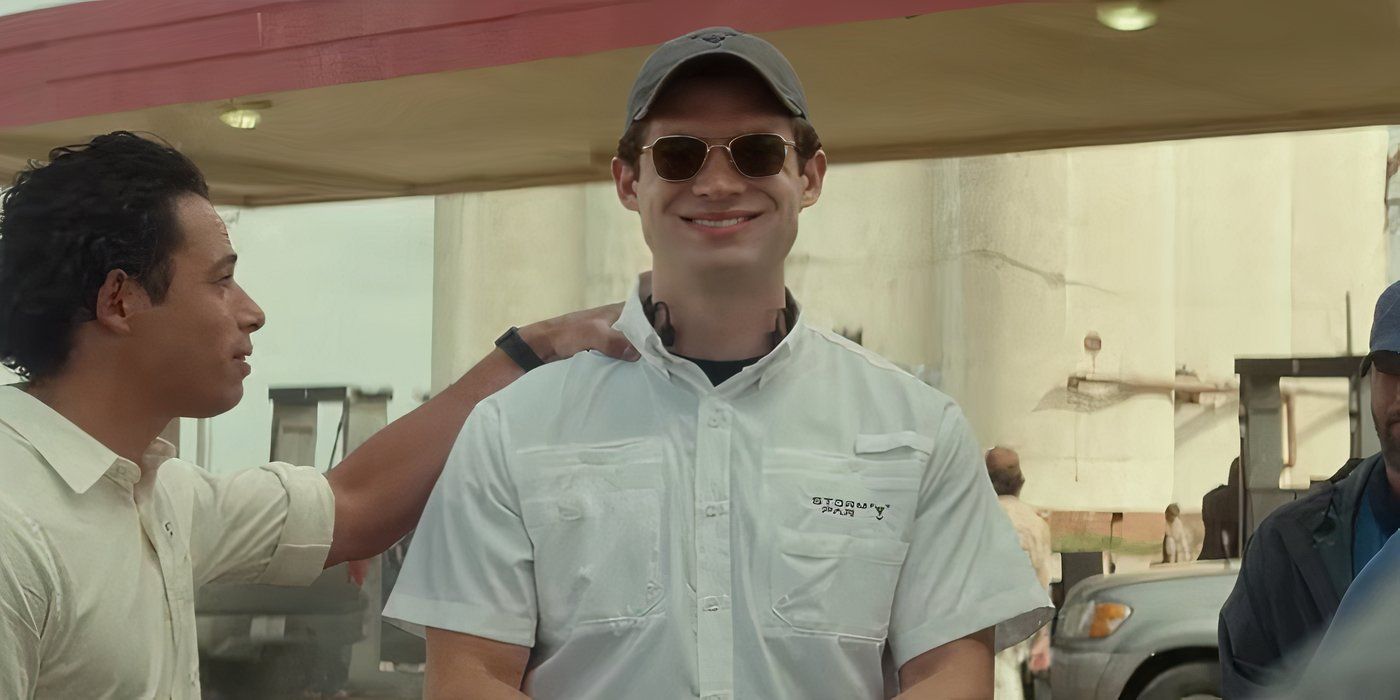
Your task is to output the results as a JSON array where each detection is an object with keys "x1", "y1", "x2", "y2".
[
  {"x1": 517, "y1": 439, "x2": 666, "y2": 630},
  {"x1": 763, "y1": 432, "x2": 929, "y2": 640}
]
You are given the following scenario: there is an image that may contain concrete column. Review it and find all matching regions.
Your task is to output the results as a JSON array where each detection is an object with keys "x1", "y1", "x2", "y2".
[
  {"x1": 581, "y1": 181, "x2": 649, "y2": 307},
  {"x1": 432, "y1": 187, "x2": 588, "y2": 392},
  {"x1": 1387, "y1": 126, "x2": 1400, "y2": 283},
  {"x1": 1172, "y1": 133, "x2": 1294, "y2": 503},
  {"x1": 1060, "y1": 143, "x2": 1178, "y2": 511},
  {"x1": 1288, "y1": 128, "x2": 1389, "y2": 483},
  {"x1": 945, "y1": 148, "x2": 1073, "y2": 501},
  {"x1": 787, "y1": 159, "x2": 950, "y2": 372}
]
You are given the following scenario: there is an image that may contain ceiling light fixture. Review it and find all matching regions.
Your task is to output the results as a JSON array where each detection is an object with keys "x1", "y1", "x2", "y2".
[
  {"x1": 219, "y1": 101, "x2": 272, "y2": 130},
  {"x1": 1096, "y1": 1, "x2": 1159, "y2": 32}
]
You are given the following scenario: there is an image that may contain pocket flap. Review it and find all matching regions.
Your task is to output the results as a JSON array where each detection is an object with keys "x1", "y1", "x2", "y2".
[
  {"x1": 854, "y1": 431, "x2": 934, "y2": 457},
  {"x1": 779, "y1": 530, "x2": 910, "y2": 565},
  {"x1": 517, "y1": 438, "x2": 662, "y2": 469}
]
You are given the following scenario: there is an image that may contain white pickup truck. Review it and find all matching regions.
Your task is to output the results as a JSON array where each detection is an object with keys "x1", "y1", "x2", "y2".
[{"x1": 1050, "y1": 560, "x2": 1238, "y2": 700}]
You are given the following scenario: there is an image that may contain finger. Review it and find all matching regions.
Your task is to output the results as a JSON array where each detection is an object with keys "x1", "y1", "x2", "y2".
[{"x1": 599, "y1": 332, "x2": 639, "y2": 361}]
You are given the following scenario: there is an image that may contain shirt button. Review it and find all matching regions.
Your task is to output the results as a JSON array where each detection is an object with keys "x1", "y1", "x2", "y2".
[
  {"x1": 704, "y1": 504, "x2": 719, "y2": 517},
  {"x1": 707, "y1": 413, "x2": 723, "y2": 428}
]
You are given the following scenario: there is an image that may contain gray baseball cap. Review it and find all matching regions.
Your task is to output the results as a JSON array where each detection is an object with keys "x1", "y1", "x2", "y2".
[
  {"x1": 623, "y1": 27, "x2": 810, "y2": 133},
  {"x1": 1366, "y1": 280, "x2": 1400, "y2": 373}
]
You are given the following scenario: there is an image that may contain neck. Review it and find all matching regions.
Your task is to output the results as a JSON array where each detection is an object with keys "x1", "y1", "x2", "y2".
[
  {"x1": 652, "y1": 266, "x2": 787, "y2": 361},
  {"x1": 25, "y1": 363, "x2": 169, "y2": 467}
]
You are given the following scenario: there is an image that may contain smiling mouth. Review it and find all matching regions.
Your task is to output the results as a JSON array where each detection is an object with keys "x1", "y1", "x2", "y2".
[{"x1": 685, "y1": 215, "x2": 756, "y2": 228}]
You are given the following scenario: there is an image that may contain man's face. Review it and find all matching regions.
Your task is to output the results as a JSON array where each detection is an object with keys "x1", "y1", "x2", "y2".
[
  {"x1": 1371, "y1": 355, "x2": 1400, "y2": 468},
  {"x1": 126, "y1": 194, "x2": 265, "y2": 418},
  {"x1": 612, "y1": 74, "x2": 826, "y2": 281}
]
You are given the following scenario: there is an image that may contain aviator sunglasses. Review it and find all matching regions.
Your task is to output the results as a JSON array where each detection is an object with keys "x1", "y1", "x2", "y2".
[{"x1": 642, "y1": 133, "x2": 797, "y2": 182}]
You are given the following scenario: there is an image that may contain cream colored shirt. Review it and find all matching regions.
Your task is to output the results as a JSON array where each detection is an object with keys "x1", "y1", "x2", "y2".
[
  {"x1": 387, "y1": 286, "x2": 1052, "y2": 700},
  {"x1": 997, "y1": 495, "x2": 1053, "y2": 590},
  {"x1": 0, "y1": 387, "x2": 335, "y2": 700},
  {"x1": 1164, "y1": 517, "x2": 1194, "y2": 563}
]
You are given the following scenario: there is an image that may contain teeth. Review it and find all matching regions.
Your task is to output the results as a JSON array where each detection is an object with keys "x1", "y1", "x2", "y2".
[{"x1": 691, "y1": 217, "x2": 748, "y2": 228}]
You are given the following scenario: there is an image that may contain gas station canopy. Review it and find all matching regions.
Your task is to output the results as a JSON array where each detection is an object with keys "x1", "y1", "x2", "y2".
[{"x1": 1, "y1": 0, "x2": 1398, "y2": 206}]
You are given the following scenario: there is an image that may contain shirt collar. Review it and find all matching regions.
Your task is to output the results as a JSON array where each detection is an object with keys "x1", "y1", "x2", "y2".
[
  {"x1": 613, "y1": 276, "x2": 805, "y2": 392},
  {"x1": 0, "y1": 386, "x2": 176, "y2": 494}
]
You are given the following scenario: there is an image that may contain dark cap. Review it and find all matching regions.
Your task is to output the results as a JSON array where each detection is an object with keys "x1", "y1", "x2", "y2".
[
  {"x1": 1364, "y1": 280, "x2": 1400, "y2": 374},
  {"x1": 623, "y1": 27, "x2": 809, "y2": 133}
]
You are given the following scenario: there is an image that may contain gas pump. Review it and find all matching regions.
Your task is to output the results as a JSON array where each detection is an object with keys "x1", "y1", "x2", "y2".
[{"x1": 197, "y1": 385, "x2": 422, "y2": 698}]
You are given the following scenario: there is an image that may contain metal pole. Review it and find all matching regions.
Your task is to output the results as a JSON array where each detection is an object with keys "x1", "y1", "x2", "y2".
[
  {"x1": 1346, "y1": 292, "x2": 1354, "y2": 357},
  {"x1": 196, "y1": 417, "x2": 212, "y2": 468}
]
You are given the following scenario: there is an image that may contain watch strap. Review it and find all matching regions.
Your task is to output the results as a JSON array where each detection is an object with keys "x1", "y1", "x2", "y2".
[{"x1": 495, "y1": 326, "x2": 545, "y2": 372}]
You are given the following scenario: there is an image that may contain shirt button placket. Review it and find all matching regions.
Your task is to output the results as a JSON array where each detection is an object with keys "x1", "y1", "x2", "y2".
[{"x1": 694, "y1": 399, "x2": 733, "y2": 698}]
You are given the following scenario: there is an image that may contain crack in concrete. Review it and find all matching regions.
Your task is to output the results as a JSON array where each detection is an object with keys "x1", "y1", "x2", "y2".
[{"x1": 959, "y1": 248, "x2": 1119, "y2": 295}]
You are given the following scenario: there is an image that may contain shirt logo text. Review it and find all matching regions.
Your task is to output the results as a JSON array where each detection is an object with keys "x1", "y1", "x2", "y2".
[{"x1": 812, "y1": 497, "x2": 891, "y2": 520}]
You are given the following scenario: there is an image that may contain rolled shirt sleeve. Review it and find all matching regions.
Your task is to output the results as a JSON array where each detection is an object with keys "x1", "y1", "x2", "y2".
[
  {"x1": 383, "y1": 399, "x2": 538, "y2": 647},
  {"x1": 182, "y1": 460, "x2": 335, "y2": 587},
  {"x1": 888, "y1": 406, "x2": 1054, "y2": 668}
]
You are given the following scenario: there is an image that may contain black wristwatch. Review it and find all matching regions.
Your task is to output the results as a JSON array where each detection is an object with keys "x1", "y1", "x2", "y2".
[{"x1": 495, "y1": 326, "x2": 545, "y2": 372}]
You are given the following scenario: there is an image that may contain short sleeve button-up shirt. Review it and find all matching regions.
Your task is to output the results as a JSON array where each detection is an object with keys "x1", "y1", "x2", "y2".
[
  {"x1": 0, "y1": 387, "x2": 335, "y2": 700},
  {"x1": 387, "y1": 287, "x2": 1051, "y2": 699}
]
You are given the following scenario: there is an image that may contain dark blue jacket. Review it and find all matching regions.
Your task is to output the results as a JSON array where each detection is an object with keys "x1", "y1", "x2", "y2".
[{"x1": 1217, "y1": 454, "x2": 1378, "y2": 698}]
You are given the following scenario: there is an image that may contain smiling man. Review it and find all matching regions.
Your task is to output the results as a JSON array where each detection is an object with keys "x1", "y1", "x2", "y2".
[
  {"x1": 385, "y1": 27, "x2": 1051, "y2": 699},
  {"x1": 0, "y1": 132, "x2": 633, "y2": 699}
]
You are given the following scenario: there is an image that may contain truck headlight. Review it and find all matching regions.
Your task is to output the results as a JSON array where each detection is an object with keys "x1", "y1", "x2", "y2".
[{"x1": 1060, "y1": 601, "x2": 1132, "y2": 639}]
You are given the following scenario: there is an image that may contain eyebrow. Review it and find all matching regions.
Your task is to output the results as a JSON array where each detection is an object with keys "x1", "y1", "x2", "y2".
[{"x1": 210, "y1": 253, "x2": 238, "y2": 274}]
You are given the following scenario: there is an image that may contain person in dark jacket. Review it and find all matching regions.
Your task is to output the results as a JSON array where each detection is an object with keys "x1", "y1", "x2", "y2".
[
  {"x1": 1199, "y1": 459, "x2": 1240, "y2": 560},
  {"x1": 1219, "y1": 281, "x2": 1400, "y2": 697}
]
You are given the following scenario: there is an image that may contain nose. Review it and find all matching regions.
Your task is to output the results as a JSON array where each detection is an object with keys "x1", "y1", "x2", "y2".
[
  {"x1": 690, "y1": 145, "x2": 746, "y2": 199},
  {"x1": 236, "y1": 282, "x2": 266, "y2": 333}
]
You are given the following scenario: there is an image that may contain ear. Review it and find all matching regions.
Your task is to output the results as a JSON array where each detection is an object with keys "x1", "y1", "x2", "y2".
[
  {"x1": 799, "y1": 149, "x2": 828, "y2": 209},
  {"x1": 612, "y1": 157, "x2": 641, "y2": 213},
  {"x1": 93, "y1": 269, "x2": 152, "y2": 334}
]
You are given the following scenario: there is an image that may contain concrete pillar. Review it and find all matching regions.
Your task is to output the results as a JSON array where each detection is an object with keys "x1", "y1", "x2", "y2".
[
  {"x1": 431, "y1": 187, "x2": 588, "y2": 392},
  {"x1": 1387, "y1": 126, "x2": 1400, "y2": 283},
  {"x1": 580, "y1": 181, "x2": 649, "y2": 307},
  {"x1": 1059, "y1": 143, "x2": 1178, "y2": 511},
  {"x1": 787, "y1": 159, "x2": 950, "y2": 371},
  {"x1": 945, "y1": 149, "x2": 1074, "y2": 502},
  {"x1": 1172, "y1": 133, "x2": 1294, "y2": 503},
  {"x1": 1288, "y1": 128, "x2": 1389, "y2": 483}
]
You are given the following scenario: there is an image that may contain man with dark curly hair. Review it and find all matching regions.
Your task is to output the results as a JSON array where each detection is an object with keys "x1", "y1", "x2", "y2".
[{"x1": 0, "y1": 131, "x2": 636, "y2": 699}]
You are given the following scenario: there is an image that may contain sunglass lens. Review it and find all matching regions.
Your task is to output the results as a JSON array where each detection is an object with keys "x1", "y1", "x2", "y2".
[
  {"x1": 730, "y1": 134, "x2": 789, "y2": 177},
  {"x1": 650, "y1": 137, "x2": 708, "y2": 181}
]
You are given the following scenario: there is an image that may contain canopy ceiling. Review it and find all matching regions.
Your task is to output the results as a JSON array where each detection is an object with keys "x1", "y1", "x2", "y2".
[{"x1": 1, "y1": 0, "x2": 1398, "y2": 206}]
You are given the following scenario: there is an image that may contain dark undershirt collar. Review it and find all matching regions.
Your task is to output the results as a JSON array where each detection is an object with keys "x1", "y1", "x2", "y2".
[{"x1": 672, "y1": 353, "x2": 764, "y2": 386}]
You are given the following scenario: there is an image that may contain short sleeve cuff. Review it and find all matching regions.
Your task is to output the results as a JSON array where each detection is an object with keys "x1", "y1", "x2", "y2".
[
  {"x1": 383, "y1": 592, "x2": 536, "y2": 648},
  {"x1": 256, "y1": 463, "x2": 334, "y2": 586},
  {"x1": 890, "y1": 585, "x2": 1054, "y2": 669}
]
